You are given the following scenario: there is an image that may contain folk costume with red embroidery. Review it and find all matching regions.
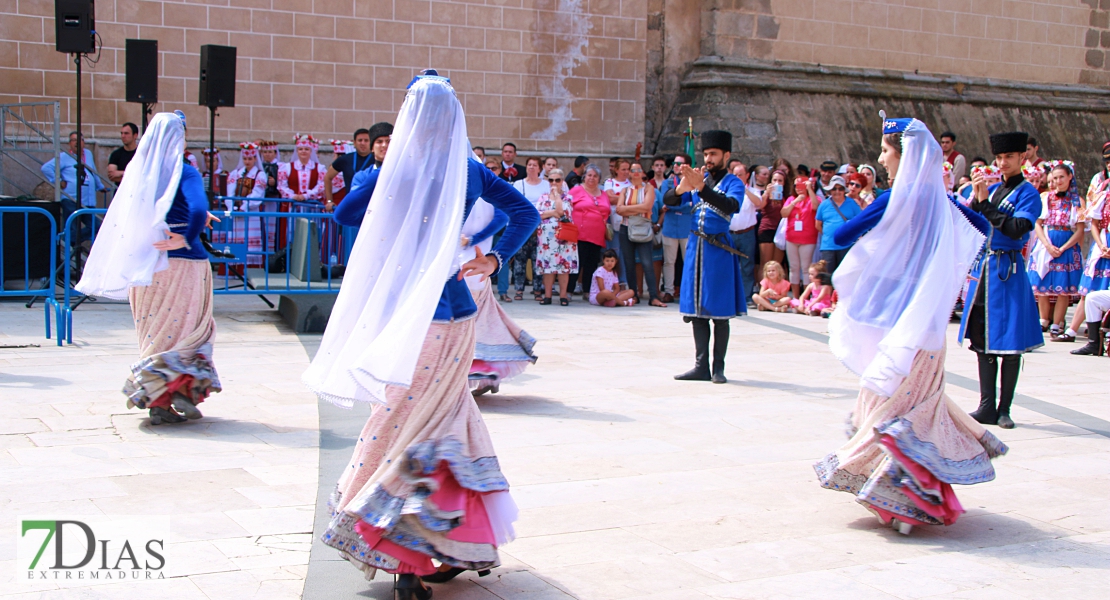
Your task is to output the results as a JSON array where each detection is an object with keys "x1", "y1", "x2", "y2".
[{"x1": 278, "y1": 134, "x2": 326, "y2": 202}]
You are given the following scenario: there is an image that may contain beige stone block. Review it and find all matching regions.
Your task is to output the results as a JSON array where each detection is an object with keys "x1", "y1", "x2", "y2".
[
  {"x1": 272, "y1": 36, "x2": 313, "y2": 60},
  {"x1": 485, "y1": 72, "x2": 522, "y2": 95},
  {"x1": 463, "y1": 93, "x2": 502, "y2": 115},
  {"x1": 96, "y1": 22, "x2": 140, "y2": 48},
  {"x1": 451, "y1": 71, "x2": 486, "y2": 93},
  {"x1": 313, "y1": 39, "x2": 354, "y2": 64},
  {"x1": 18, "y1": 42, "x2": 65, "y2": 71},
  {"x1": 604, "y1": 16, "x2": 638, "y2": 39},
  {"x1": 352, "y1": 87, "x2": 395, "y2": 111},
  {"x1": 355, "y1": 0, "x2": 393, "y2": 18},
  {"x1": 352, "y1": 41, "x2": 394, "y2": 63},
  {"x1": 186, "y1": 28, "x2": 231, "y2": 53},
  {"x1": 335, "y1": 16, "x2": 375, "y2": 41},
  {"x1": 621, "y1": 0, "x2": 646, "y2": 19},
  {"x1": 466, "y1": 49, "x2": 503, "y2": 72},
  {"x1": 902, "y1": 30, "x2": 938, "y2": 56},
  {"x1": 138, "y1": 25, "x2": 186, "y2": 54},
  {"x1": 162, "y1": 51, "x2": 196, "y2": 79},
  {"x1": 232, "y1": 32, "x2": 272, "y2": 59},
  {"x1": 0, "y1": 41, "x2": 18, "y2": 69},
  {"x1": 292, "y1": 108, "x2": 335, "y2": 133},
  {"x1": 312, "y1": 86, "x2": 353, "y2": 110},
  {"x1": 937, "y1": 34, "x2": 970, "y2": 60},
  {"x1": 431, "y1": 2, "x2": 468, "y2": 26},
  {"x1": 343, "y1": 64, "x2": 376, "y2": 87},
  {"x1": 210, "y1": 7, "x2": 254, "y2": 32},
  {"x1": 483, "y1": 114, "x2": 520, "y2": 140},
  {"x1": 585, "y1": 37, "x2": 618, "y2": 59},
  {"x1": 400, "y1": 0, "x2": 433, "y2": 23},
  {"x1": 91, "y1": 73, "x2": 125, "y2": 100},
  {"x1": 375, "y1": 65, "x2": 418, "y2": 89},
  {"x1": 0, "y1": 14, "x2": 43, "y2": 42},
  {"x1": 315, "y1": 0, "x2": 355, "y2": 17},
  {"x1": 500, "y1": 93, "x2": 536, "y2": 117},
  {"x1": 485, "y1": 28, "x2": 523, "y2": 51},
  {"x1": 967, "y1": 36, "x2": 1000, "y2": 63},
  {"x1": 502, "y1": 7, "x2": 535, "y2": 30},
  {"x1": 466, "y1": 4, "x2": 504, "y2": 28},
  {"x1": 953, "y1": 13, "x2": 987, "y2": 38},
  {"x1": 295, "y1": 14, "x2": 336, "y2": 37},
  {"x1": 252, "y1": 10, "x2": 294, "y2": 35},
  {"x1": 246, "y1": 59, "x2": 290, "y2": 83},
  {"x1": 775, "y1": 0, "x2": 814, "y2": 21},
  {"x1": 603, "y1": 57, "x2": 637, "y2": 80},
  {"x1": 293, "y1": 61, "x2": 335, "y2": 84},
  {"x1": 116, "y1": 0, "x2": 164, "y2": 26},
  {"x1": 586, "y1": 76, "x2": 618, "y2": 100},
  {"x1": 16, "y1": 0, "x2": 52, "y2": 18},
  {"x1": 450, "y1": 25, "x2": 486, "y2": 49},
  {"x1": 619, "y1": 78, "x2": 645, "y2": 102},
  {"x1": 375, "y1": 21, "x2": 413, "y2": 44},
  {"x1": 165, "y1": 2, "x2": 208, "y2": 29},
  {"x1": 792, "y1": 18, "x2": 831, "y2": 47},
  {"x1": 251, "y1": 106, "x2": 293, "y2": 131},
  {"x1": 393, "y1": 46, "x2": 432, "y2": 69},
  {"x1": 430, "y1": 46, "x2": 468, "y2": 70},
  {"x1": 0, "y1": 67, "x2": 42, "y2": 95},
  {"x1": 848, "y1": 45, "x2": 885, "y2": 69},
  {"x1": 235, "y1": 81, "x2": 270, "y2": 105},
  {"x1": 620, "y1": 38, "x2": 646, "y2": 60},
  {"x1": 414, "y1": 23, "x2": 451, "y2": 46},
  {"x1": 159, "y1": 76, "x2": 186, "y2": 102}
]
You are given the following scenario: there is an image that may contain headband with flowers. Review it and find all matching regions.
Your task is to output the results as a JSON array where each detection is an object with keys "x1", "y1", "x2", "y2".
[
  {"x1": 294, "y1": 134, "x2": 319, "y2": 149},
  {"x1": 1042, "y1": 159, "x2": 1075, "y2": 173},
  {"x1": 239, "y1": 142, "x2": 259, "y2": 158}
]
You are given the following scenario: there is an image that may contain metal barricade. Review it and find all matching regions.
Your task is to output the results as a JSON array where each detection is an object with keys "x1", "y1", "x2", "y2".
[
  {"x1": 0, "y1": 206, "x2": 60, "y2": 342},
  {"x1": 57, "y1": 205, "x2": 358, "y2": 344}
]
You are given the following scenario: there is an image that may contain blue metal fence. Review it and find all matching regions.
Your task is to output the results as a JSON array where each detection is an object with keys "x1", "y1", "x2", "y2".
[
  {"x1": 54, "y1": 201, "x2": 357, "y2": 344},
  {"x1": 0, "y1": 206, "x2": 60, "y2": 342}
]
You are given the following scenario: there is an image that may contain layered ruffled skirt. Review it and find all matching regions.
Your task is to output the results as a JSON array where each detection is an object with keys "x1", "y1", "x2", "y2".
[
  {"x1": 814, "y1": 348, "x2": 1007, "y2": 527},
  {"x1": 1028, "y1": 228, "x2": 1083, "y2": 299},
  {"x1": 468, "y1": 281, "x2": 537, "y2": 391},
  {"x1": 1079, "y1": 230, "x2": 1110, "y2": 295},
  {"x1": 322, "y1": 318, "x2": 517, "y2": 578},
  {"x1": 124, "y1": 258, "x2": 221, "y2": 410}
]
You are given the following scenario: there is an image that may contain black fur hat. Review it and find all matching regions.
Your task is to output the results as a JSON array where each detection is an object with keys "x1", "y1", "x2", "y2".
[
  {"x1": 700, "y1": 130, "x2": 732, "y2": 153},
  {"x1": 989, "y1": 131, "x2": 1028, "y2": 155},
  {"x1": 368, "y1": 122, "x2": 394, "y2": 145}
]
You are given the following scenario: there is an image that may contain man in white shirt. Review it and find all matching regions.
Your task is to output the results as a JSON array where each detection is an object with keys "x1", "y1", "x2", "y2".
[{"x1": 728, "y1": 161, "x2": 761, "y2": 302}]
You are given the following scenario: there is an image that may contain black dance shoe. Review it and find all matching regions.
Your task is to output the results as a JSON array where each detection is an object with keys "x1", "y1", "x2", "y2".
[
  {"x1": 968, "y1": 400, "x2": 998, "y2": 426},
  {"x1": 997, "y1": 413, "x2": 1015, "y2": 429},
  {"x1": 711, "y1": 371, "x2": 727, "y2": 384},
  {"x1": 149, "y1": 407, "x2": 186, "y2": 425},
  {"x1": 420, "y1": 567, "x2": 492, "y2": 584},
  {"x1": 395, "y1": 574, "x2": 432, "y2": 600},
  {"x1": 674, "y1": 367, "x2": 711, "y2": 381}
]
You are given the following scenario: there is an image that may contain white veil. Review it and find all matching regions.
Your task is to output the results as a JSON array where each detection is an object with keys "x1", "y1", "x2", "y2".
[
  {"x1": 302, "y1": 76, "x2": 469, "y2": 407},
  {"x1": 829, "y1": 118, "x2": 985, "y2": 396},
  {"x1": 75, "y1": 112, "x2": 185, "y2": 299}
]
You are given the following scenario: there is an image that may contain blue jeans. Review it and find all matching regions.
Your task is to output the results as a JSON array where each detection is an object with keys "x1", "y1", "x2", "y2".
[
  {"x1": 605, "y1": 231, "x2": 626, "y2": 284},
  {"x1": 730, "y1": 228, "x2": 757, "y2": 301},
  {"x1": 619, "y1": 225, "x2": 660, "y2": 301}
]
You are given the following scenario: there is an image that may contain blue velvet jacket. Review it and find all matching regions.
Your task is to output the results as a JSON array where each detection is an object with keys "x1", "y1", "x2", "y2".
[
  {"x1": 334, "y1": 158, "x2": 539, "y2": 321},
  {"x1": 164, "y1": 165, "x2": 210, "y2": 260}
]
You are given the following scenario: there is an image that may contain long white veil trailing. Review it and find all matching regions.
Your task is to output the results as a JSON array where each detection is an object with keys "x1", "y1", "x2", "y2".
[
  {"x1": 302, "y1": 76, "x2": 469, "y2": 407},
  {"x1": 75, "y1": 112, "x2": 186, "y2": 299},
  {"x1": 829, "y1": 118, "x2": 985, "y2": 396}
]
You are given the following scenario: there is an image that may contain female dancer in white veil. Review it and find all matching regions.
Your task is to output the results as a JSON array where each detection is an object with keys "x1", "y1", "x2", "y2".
[
  {"x1": 75, "y1": 111, "x2": 221, "y2": 425},
  {"x1": 814, "y1": 113, "x2": 1008, "y2": 535},
  {"x1": 304, "y1": 72, "x2": 539, "y2": 598},
  {"x1": 460, "y1": 199, "x2": 538, "y2": 396}
]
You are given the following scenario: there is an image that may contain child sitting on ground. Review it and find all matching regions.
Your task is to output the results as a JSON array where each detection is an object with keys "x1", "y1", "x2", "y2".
[
  {"x1": 590, "y1": 250, "x2": 637, "y2": 307},
  {"x1": 752, "y1": 261, "x2": 792, "y2": 312},
  {"x1": 790, "y1": 260, "x2": 834, "y2": 316}
]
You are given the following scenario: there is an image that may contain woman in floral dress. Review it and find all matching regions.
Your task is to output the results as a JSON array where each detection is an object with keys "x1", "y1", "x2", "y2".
[
  {"x1": 1028, "y1": 162, "x2": 1085, "y2": 336},
  {"x1": 535, "y1": 168, "x2": 578, "y2": 305}
]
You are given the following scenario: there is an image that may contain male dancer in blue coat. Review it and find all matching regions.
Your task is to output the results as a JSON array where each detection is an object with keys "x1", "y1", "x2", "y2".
[
  {"x1": 959, "y1": 131, "x2": 1044, "y2": 429},
  {"x1": 665, "y1": 130, "x2": 747, "y2": 384}
]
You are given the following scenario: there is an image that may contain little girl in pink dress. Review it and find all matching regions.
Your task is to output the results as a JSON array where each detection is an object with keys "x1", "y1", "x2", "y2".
[{"x1": 790, "y1": 261, "x2": 834, "y2": 315}]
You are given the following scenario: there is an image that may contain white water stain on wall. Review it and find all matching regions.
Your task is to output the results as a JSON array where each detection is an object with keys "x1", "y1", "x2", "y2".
[{"x1": 531, "y1": 0, "x2": 591, "y2": 141}]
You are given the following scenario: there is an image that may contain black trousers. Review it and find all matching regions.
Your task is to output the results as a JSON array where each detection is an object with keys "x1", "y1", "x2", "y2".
[{"x1": 574, "y1": 240, "x2": 603, "y2": 295}]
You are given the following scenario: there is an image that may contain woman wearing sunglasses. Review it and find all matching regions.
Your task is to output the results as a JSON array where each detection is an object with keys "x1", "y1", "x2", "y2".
[{"x1": 535, "y1": 168, "x2": 579, "y2": 305}]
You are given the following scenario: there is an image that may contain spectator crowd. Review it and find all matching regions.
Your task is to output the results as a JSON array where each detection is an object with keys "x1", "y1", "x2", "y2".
[{"x1": 50, "y1": 123, "x2": 1110, "y2": 350}]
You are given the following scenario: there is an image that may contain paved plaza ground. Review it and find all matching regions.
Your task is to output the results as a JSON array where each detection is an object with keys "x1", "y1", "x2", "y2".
[{"x1": 1, "y1": 293, "x2": 1107, "y2": 599}]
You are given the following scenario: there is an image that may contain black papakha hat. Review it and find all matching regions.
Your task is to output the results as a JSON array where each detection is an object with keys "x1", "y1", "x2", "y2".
[
  {"x1": 701, "y1": 130, "x2": 732, "y2": 152},
  {"x1": 368, "y1": 122, "x2": 394, "y2": 145},
  {"x1": 989, "y1": 131, "x2": 1028, "y2": 156}
]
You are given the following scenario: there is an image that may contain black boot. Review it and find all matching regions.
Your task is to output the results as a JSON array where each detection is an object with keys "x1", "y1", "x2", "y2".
[
  {"x1": 675, "y1": 318, "x2": 712, "y2": 381},
  {"x1": 997, "y1": 355, "x2": 1021, "y2": 429},
  {"x1": 969, "y1": 353, "x2": 998, "y2": 425},
  {"x1": 395, "y1": 573, "x2": 432, "y2": 600},
  {"x1": 1071, "y1": 322, "x2": 1104, "y2": 356},
  {"x1": 711, "y1": 319, "x2": 730, "y2": 384}
]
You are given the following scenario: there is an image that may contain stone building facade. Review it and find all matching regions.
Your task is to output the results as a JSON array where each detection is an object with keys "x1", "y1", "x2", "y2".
[
  {"x1": 648, "y1": 0, "x2": 1110, "y2": 180},
  {"x1": 1, "y1": 0, "x2": 647, "y2": 156},
  {"x1": 4, "y1": 0, "x2": 1110, "y2": 179}
]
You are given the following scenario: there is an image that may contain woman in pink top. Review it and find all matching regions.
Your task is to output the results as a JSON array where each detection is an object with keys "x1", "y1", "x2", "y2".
[
  {"x1": 569, "y1": 164, "x2": 611, "y2": 298},
  {"x1": 781, "y1": 176, "x2": 820, "y2": 298}
]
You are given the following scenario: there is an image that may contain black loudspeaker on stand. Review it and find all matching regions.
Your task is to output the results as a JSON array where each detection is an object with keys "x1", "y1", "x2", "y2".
[
  {"x1": 198, "y1": 44, "x2": 236, "y2": 207},
  {"x1": 54, "y1": 0, "x2": 98, "y2": 217},
  {"x1": 125, "y1": 38, "x2": 158, "y2": 132}
]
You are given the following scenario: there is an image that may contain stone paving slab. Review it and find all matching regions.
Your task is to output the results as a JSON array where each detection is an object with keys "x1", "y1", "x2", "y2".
[{"x1": 2, "y1": 294, "x2": 1108, "y2": 599}]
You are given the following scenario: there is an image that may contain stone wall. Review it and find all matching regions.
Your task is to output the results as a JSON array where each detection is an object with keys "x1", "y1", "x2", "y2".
[
  {"x1": 0, "y1": 0, "x2": 646, "y2": 154},
  {"x1": 656, "y1": 59, "x2": 1110, "y2": 186},
  {"x1": 708, "y1": 0, "x2": 1092, "y2": 85}
]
